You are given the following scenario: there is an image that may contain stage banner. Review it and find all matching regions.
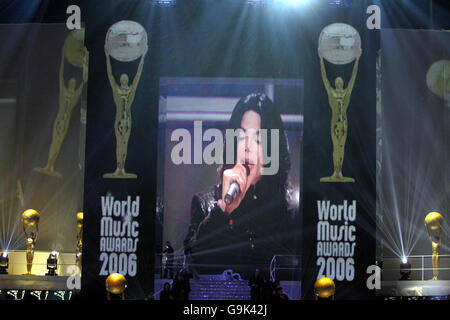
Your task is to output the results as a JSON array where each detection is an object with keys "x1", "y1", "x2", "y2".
[
  {"x1": 0, "y1": 24, "x2": 87, "y2": 267},
  {"x1": 81, "y1": 1, "x2": 158, "y2": 300},
  {"x1": 301, "y1": 2, "x2": 378, "y2": 299},
  {"x1": 379, "y1": 29, "x2": 449, "y2": 281}
]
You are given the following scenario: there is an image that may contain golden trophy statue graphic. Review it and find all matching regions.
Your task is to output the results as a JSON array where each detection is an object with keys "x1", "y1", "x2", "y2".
[
  {"x1": 106, "y1": 273, "x2": 127, "y2": 300},
  {"x1": 426, "y1": 60, "x2": 449, "y2": 103},
  {"x1": 22, "y1": 209, "x2": 40, "y2": 275},
  {"x1": 314, "y1": 277, "x2": 335, "y2": 300},
  {"x1": 34, "y1": 28, "x2": 88, "y2": 178},
  {"x1": 76, "y1": 212, "x2": 83, "y2": 273},
  {"x1": 103, "y1": 20, "x2": 148, "y2": 179},
  {"x1": 318, "y1": 23, "x2": 361, "y2": 183},
  {"x1": 424, "y1": 212, "x2": 443, "y2": 280}
]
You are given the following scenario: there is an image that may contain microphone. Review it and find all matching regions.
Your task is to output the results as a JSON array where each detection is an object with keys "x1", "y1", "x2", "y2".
[{"x1": 224, "y1": 164, "x2": 250, "y2": 205}]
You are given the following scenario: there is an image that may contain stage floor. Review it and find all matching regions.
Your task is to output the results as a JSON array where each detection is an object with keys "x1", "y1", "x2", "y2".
[
  {"x1": 379, "y1": 280, "x2": 450, "y2": 296},
  {"x1": 0, "y1": 275, "x2": 74, "y2": 291}
]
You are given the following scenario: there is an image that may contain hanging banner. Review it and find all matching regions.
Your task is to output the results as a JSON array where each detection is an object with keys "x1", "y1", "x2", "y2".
[
  {"x1": 81, "y1": 1, "x2": 158, "y2": 300},
  {"x1": 302, "y1": 2, "x2": 377, "y2": 300}
]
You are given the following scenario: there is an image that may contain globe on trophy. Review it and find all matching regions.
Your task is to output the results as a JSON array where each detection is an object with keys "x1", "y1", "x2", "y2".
[
  {"x1": 426, "y1": 60, "x2": 450, "y2": 102},
  {"x1": 106, "y1": 273, "x2": 127, "y2": 300},
  {"x1": 65, "y1": 28, "x2": 87, "y2": 67},
  {"x1": 318, "y1": 23, "x2": 361, "y2": 183},
  {"x1": 34, "y1": 28, "x2": 88, "y2": 178},
  {"x1": 22, "y1": 209, "x2": 40, "y2": 275},
  {"x1": 318, "y1": 23, "x2": 361, "y2": 64},
  {"x1": 314, "y1": 277, "x2": 335, "y2": 300},
  {"x1": 425, "y1": 211, "x2": 443, "y2": 280},
  {"x1": 103, "y1": 20, "x2": 148, "y2": 179}
]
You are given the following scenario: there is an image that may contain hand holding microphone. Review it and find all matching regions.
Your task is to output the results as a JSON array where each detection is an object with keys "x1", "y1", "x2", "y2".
[{"x1": 218, "y1": 163, "x2": 251, "y2": 215}]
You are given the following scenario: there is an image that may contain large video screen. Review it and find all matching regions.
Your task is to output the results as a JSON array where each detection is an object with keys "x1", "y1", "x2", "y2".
[{"x1": 155, "y1": 77, "x2": 303, "y2": 284}]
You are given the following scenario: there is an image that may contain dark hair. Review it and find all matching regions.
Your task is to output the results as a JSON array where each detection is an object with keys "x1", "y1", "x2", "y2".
[{"x1": 221, "y1": 93, "x2": 290, "y2": 199}]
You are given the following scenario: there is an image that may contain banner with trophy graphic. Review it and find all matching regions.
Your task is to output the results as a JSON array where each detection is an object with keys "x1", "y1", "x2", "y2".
[
  {"x1": 301, "y1": 4, "x2": 378, "y2": 299},
  {"x1": 379, "y1": 29, "x2": 449, "y2": 282},
  {"x1": 103, "y1": 21, "x2": 148, "y2": 179},
  {"x1": 81, "y1": 9, "x2": 157, "y2": 299},
  {"x1": 0, "y1": 24, "x2": 88, "y2": 269}
]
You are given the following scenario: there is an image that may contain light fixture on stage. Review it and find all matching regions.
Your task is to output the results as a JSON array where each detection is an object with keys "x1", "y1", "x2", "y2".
[
  {"x1": 400, "y1": 257, "x2": 411, "y2": 280},
  {"x1": 0, "y1": 252, "x2": 9, "y2": 274},
  {"x1": 328, "y1": 0, "x2": 352, "y2": 7},
  {"x1": 46, "y1": 251, "x2": 58, "y2": 276},
  {"x1": 275, "y1": 0, "x2": 310, "y2": 5},
  {"x1": 153, "y1": 0, "x2": 176, "y2": 7},
  {"x1": 247, "y1": 0, "x2": 265, "y2": 6}
]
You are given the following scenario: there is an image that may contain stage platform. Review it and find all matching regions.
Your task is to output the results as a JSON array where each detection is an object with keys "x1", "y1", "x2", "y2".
[
  {"x1": 2, "y1": 250, "x2": 77, "y2": 276},
  {"x1": 154, "y1": 276, "x2": 301, "y2": 300},
  {"x1": 379, "y1": 280, "x2": 450, "y2": 297},
  {"x1": 0, "y1": 274, "x2": 74, "y2": 291}
]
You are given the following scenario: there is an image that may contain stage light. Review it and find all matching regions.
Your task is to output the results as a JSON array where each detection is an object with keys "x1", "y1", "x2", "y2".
[
  {"x1": 400, "y1": 257, "x2": 411, "y2": 281},
  {"x1": 328, "y1": 0, "x2": 352, "y2": 7},
  {"x1": 46, "y1": 251, "x2": 58, "y2": 276},
  {"x1": 0, "y1": 252, "x2": 9, "y2": 274},
  {"x1": 154, "y1": 0, "x2": 176, "y2": 6},
  {"x1": 275, "y1": 0, "x2": 310, "y2": 5},
  {"x1": 247, "y1": 0, "x2": 265, "y2": 6}
]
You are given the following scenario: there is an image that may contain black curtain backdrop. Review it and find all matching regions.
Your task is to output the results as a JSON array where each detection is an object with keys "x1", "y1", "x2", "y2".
[{"x1": 380, "y1": 29, "x2": 449, "y2": 270}]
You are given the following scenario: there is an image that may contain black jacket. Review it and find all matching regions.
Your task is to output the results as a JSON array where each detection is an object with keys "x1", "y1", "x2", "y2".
[{"x1": 185, "y1": 183, "x2": 295, "y2": 276}]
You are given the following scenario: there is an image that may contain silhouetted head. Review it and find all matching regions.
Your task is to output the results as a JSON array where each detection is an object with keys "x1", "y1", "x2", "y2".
[
  {"x1": 120, "y1": 74, "x2": 129, "y2": 87},
  {"x1": 223, "y1": 93, "x2": 290, "y2": 199},
  {"x1": 68, "y1": 78, "x2": 76, "y2": 90},
  {"x1": 334, "y1": 77, "x2": 344, "y2": 90}
]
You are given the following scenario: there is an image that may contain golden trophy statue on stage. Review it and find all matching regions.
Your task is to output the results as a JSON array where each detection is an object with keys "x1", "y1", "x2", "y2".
[
  {"x1": 106, "y1": 273, "x2": 127, "y2": 300},
  {"x1": 34, "y1": 29, "x2": 88, "y2": 178},
  {"x1": 22, "y1": 209, "x2": 40, "y2": 275},
  {"x1": 103, "y1": 20, "x2": 148, "y2": 179},
  {"x1": 76, "y1": 212, "x2": 83, "y2": 273},
  {"x1": 425, "y1": 211, "x2": 443, "y2": 280},
  {"x1": 318, "y1": 23, "x2": 361, "y2": 183},
  {"x1": 314, "y1": 277, "x2": 335, "y2": 300}
]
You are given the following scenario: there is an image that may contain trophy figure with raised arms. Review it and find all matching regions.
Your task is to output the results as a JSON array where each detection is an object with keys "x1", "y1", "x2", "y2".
[
  {"x1": 34, "y1": 29, "x2": 88, "y2": 178},
  {"x1": 22, "y1": 209, "x2": 40, "y2": 275},
  {"x1": 103, "y1": 20, "x2": 148, "y2": 179},
  {"x1": 318, "y1": 23, "x2": 361, "y2": 183},
  {"x1": 425, "y1": 212, "x2": 444, "y2": 280}
]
